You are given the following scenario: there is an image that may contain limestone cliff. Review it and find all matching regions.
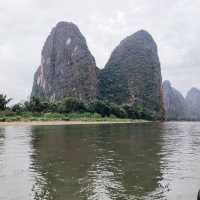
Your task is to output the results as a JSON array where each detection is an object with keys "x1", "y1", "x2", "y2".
[
  {"x1": 31, "y1": 23, "x2": 164, "y2": 120},
  {"x1": 98, "y1": 30, "x2": 164, "y2": 119},
  {"x1": 31, "y1": 22, "x2": 98, "y2": 102}
]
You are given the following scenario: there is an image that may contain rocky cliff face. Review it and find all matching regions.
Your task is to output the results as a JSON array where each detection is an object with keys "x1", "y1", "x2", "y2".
[
  {"x1": 31, "y1": 22, "x2": 98, "y2": 102},
  {"x1": 162, "y1": 80, "x2": 188, "y2": 120},
  {"x1": 186, "y1": 88, "x2": 200, "y2": 120},
  {"x1": 99, "y1": 30, "x2": 164, "y2": 119},
  {"x1": 31, "y1": 23, "x2": 164, "y2": 120}
]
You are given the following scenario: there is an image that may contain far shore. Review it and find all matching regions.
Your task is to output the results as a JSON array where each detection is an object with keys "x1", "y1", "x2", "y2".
[{"x1": 0, "y1": 120, "x2": 149, "y2": 126}]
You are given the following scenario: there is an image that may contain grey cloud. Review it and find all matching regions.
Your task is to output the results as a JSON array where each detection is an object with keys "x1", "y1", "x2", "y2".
[{"x1": 0, "y1": 0, "x2": 200, "y2": 102}]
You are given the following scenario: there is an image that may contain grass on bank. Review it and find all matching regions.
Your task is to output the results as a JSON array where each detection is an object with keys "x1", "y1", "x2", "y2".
[
  {"x1": 0, "y1": 96, "x2": 154, "y2": 122},
  {"x1": 0, "y1": 111, "x2": 134, "y2": 122}
]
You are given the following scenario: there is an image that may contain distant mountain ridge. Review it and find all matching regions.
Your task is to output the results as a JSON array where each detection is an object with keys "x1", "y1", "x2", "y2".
[
  {"x1": 162, "y1": 81, "x2": 200, "y2": 121},
  {"x1": 31, "y1": 21, "x2": 165, "y2": 120},
  {"x1": 162, "y1": 80, "x2": 188, "y2": 120},
  {"x1": 186, "y1": 88, "x2": 200, "y2": 120}
]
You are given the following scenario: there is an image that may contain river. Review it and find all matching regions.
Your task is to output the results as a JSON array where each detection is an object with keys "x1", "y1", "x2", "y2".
[{"x1": 0, "y1": 122, "x2": 200, "y2": 199}]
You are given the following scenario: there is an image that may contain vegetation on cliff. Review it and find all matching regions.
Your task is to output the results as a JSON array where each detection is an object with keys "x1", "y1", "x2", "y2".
[{"x1": 99, "y1": 30, "x2": 164, "y2": 120}]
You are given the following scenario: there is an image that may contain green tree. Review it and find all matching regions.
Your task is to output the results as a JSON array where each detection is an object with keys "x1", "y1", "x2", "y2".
[
  {"x1": 0, "y1": 94, "x2": 11, "y2": 111},
  {"x1": 24, "y1": 97, "x2": 48, "y2": 112}
]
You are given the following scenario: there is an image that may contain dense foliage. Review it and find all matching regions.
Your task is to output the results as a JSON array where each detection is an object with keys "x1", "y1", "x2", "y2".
[{"x1": 0, "y1": 94, "x2": 154, "y2": 121}]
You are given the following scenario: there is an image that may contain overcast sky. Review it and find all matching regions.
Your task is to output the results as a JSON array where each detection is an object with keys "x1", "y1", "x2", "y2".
[{"x1": 0, "y1": 0, "x2": 200, "y2": 102}]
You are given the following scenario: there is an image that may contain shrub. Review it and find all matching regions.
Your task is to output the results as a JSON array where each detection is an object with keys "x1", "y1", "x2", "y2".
[
  {"x1": 87, "y1": 100, "x2": 111, "y2": 117},
  {"x1": 43, "y1": 113, "x2": 64, "y2": 119},
  {"x1": 109, "y1": 103, "x2": 127, "y2": 118},
  {"x1": 67, "y1": 112, "x2": 102, "y2": 120},
  {"x1": 58, "y1": 97, "x2": 86, "y2": 113},
  {"x1": 0, "y1": 110, "x2": 16, "y2": 117},
  {"x1": 24, "y1": 97, "x2": 50, "y2": 112},
  {"x1": 123, "y1": 105, "x2": 138, "y2": 119},
  {"x1": 0, "y1": 117, "x2": 6, "y2": 122},
  {"x1": 12, "y1": 103, "x2": 25, "y2": 113},
  {"x1": 123, "y1": 104, "x2": 153, "y2": 120},
  {"x1": 46, "y1": 102, "x2": 59, "y2": 112}
]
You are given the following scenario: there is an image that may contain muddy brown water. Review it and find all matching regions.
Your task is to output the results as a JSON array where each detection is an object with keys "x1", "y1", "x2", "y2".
[{"x1": 0, "y1": 122, "x2": 200, "y2": 199}]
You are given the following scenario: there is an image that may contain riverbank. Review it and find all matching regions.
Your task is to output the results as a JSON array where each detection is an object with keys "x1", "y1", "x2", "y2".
[
  {"x1": 0, "y1": 119, "x2": 148, "y2": 126},
  {"x1": 0, "y1": 112, "x2": 150, "y2": 126},
  {"x1": 0, "y1": 112, "x2": 123, "y2": 121}
]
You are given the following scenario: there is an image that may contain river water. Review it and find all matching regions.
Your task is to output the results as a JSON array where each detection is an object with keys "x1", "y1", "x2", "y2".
[{"x1": 0, "y1": 122, "x2": 200, "y2": 200}]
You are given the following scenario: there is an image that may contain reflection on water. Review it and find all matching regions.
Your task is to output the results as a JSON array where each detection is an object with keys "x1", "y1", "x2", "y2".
[
  {"x1": 0, "y1": 122, "x2": 200, "y2": 199},
  {"x1": 160, "y1": 122, "x2": 200, "y2": 200},
  {"x1": 0, "y1": 126, "x2": 34, "y2": 199},
  {"x1": 0, "y1": 127, "x2": 5, "y2": 155}
]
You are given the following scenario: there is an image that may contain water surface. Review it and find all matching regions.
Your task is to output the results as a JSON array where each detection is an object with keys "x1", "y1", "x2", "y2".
[{"x1": 0, "y1": 122, "x2": 200, "y2": 199}]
